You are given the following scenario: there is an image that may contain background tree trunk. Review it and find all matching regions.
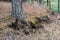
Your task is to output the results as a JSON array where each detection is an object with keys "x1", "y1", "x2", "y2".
[
  {"x1": 47, "y1": 0, "x2": 51, "y2": 9},
  {"x1": 58, "y1": 0, "x2": 60, "y2": 13},
  {"x1": 47, "y1": 0, "x2": 48, "y2": 6},
  {"x1": 39, "y1": 0, "x2": 42, "y2": 4}
]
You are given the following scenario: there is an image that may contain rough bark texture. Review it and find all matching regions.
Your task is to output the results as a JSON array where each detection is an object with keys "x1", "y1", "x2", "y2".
[{"x1": 11, "y1": 0, "x2": 25, "y2": 20}]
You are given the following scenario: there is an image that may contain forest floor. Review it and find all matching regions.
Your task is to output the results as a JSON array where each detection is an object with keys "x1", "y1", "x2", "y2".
[{"x1": 0, "y1": 2, "x2": 60, "y2": 40}]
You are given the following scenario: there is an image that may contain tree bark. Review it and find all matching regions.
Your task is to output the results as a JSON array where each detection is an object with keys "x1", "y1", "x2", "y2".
[
  {"x1": 47, "y1": 0, "x2": 51, "y2": 9},
  {"x1": 39, "y1": 0, "x2": 42, "y2": 4},
  {"x1": 11, "y1": 0, "x2": 25, "y2": 27},
  {"x1": 11, "y1": 0, "x2": 25, "y2": 20},
  {"x1": 47, "y1": 0, "x2": 49, "y2": 6},
  {"x1": 58, "y1": 0, "x2": 60, "y2": 13}
]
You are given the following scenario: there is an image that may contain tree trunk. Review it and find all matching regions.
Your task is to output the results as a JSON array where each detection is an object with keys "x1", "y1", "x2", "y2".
[
  {"x1": 11, "y1": 0, "x2": 25, "y2": 27},
  {"x1": 47, "y1": 0, "x2": 49, "y2": 6},
  {"x1": 11, "y1": 0, "x2": 25, "y2": 19},
  {"x1": 48, "y1": 0, "x2": 51, "y2": 9},
  {"x1": 39, "y1": 0, "x2": 42, "y2": 4},
  {"x1": 58, "y1": 0, "x2": 60, "y2": 13},
  {"x1": 47, "y1": 0, "x2": 51, "y2": 9}
]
